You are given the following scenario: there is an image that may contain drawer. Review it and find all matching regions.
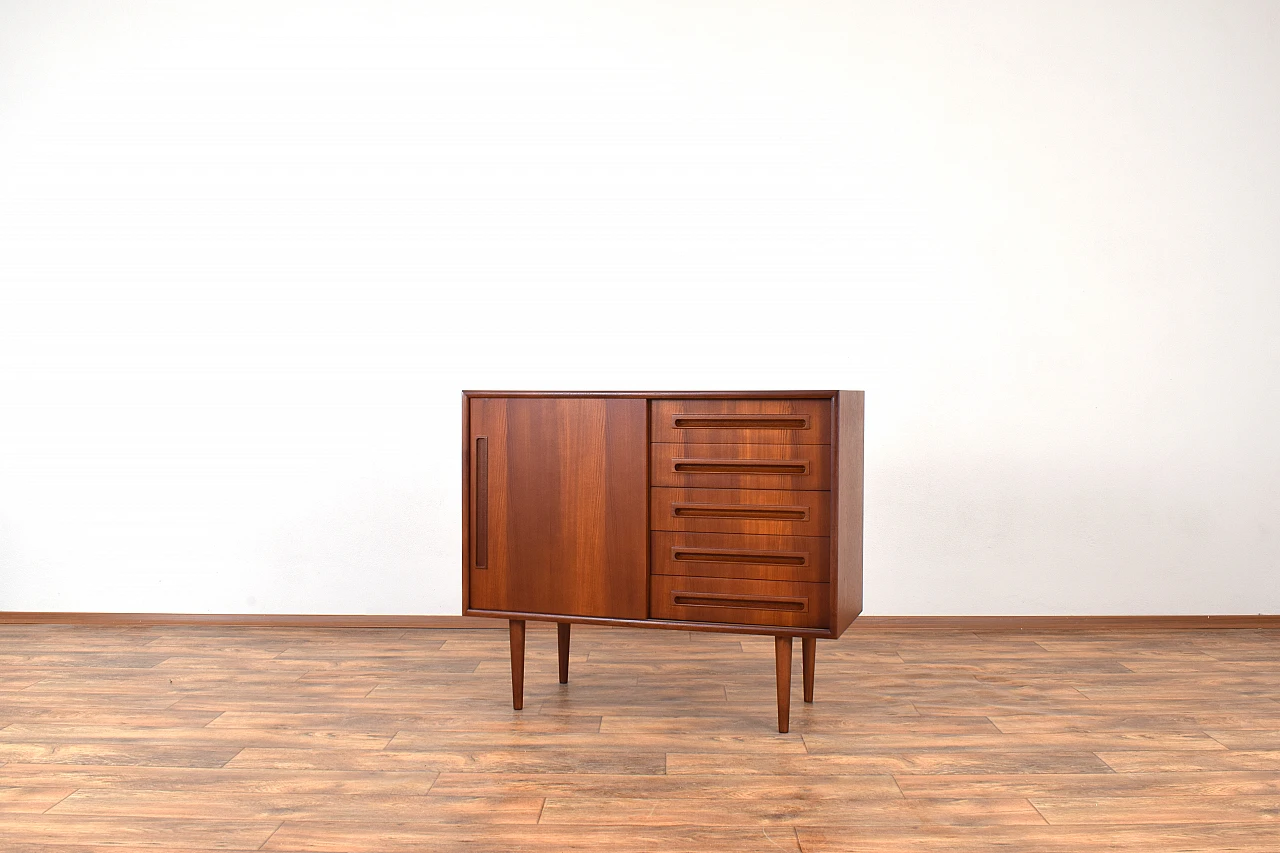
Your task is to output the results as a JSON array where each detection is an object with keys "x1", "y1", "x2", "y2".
[
  {"x1": 651, "y1": 443, "x2": 831, "y2": 491},
  {"x1": 651, "y1": 399, "x2": 831, "y2": 445},
  {"x1": 650, "y1": 487, "x2": 831, "y2": 537},
  {"x1": 650, "y1": 575, "x2": 830, "y2": 629},
  {"x1": 651, "y1": 531, "x2": 830, "y2": 583}
]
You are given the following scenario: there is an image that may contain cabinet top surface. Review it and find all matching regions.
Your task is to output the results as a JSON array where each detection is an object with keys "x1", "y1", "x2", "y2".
[{"x1": 463, "y1": 390, "x2": 859, "y2": 399}]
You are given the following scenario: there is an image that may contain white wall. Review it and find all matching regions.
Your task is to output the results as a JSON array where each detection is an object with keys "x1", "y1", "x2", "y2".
[{"x1": 2, "y1": 1, "x2": 1278, "y2": 616}]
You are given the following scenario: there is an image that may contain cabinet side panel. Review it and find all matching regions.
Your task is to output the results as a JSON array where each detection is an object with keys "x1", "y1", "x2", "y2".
[
  {"x1": 461, "y1": 392, "x2": 470, "y2": 612},
  {"x1": 834, "y1": 390, "x2": 864, "y2": 636}
]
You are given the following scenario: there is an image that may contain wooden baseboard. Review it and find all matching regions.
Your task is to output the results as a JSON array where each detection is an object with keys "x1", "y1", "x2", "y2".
[
  {"x1": 0, "y1": 612, "x2": 1276, "y2": 630},
  {"x1": 0, "y1": 612, "x2": 503, "y2": 628}
]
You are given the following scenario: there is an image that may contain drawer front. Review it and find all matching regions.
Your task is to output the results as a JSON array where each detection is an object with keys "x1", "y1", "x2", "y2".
[
  {"x1": 651, "y1": 443, "x2": 831, "y2": 491},
  {"x1": 650, "y1": 487, "x2": 831, "y2": 537},
  {"x1": 651, "y1": 399, "x2": 831, "y2": 445},
  {"x1": 650, "y1": 575, "x2": 830, "y2": 629},
  {"x1": 651, "y1": 531, "x2": 830, "y2": 583}
]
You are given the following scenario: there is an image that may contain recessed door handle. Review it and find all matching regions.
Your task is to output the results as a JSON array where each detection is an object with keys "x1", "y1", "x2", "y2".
[
  {"x1": 475, "y1": 436, "x2": 488, "y2": 569},
  {"x1": 671, "y1": 502, "x2": 809, "y2": 521},
  {"x1": 671, "y1": 414, "x2": 811, "y2": 430},
  {"x1": 672, "y1": 458, "x2": 809, "y2": 475},
  {"x1": 671, "y1": 591, "x2": 808, "y2": 612},
  {"x1": 672, "y1": 547, "x2": 809, "y2": 567}
]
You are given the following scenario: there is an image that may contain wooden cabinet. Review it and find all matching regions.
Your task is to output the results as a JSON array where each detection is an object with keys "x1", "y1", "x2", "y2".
[{"x1": 463, "y1": 391, "x2": 863, "y2": 731}]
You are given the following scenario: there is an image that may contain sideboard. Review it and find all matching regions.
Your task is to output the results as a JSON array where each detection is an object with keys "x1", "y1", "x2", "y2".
[{"x1": 462, "y1": 390, "x2": 863, "y2": 731}]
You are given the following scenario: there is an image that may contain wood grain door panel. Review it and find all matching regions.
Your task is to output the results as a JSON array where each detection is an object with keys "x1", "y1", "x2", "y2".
[
  {"x1": 651, "y1": 443, "x2": 831, "y2": 490},
  {"x1": 650, "y1": 487, "x2": 831, "y2": 537},
  {"x1": 650, "y1": 575, "x2": 830, "y2": 629},
  {"x1": 468, "y1": 396, "x2": 647, "y2": 619},
  {"x1": 650, "y1": 531, "x2": 830, "y2": 583},
  {"x1": 651, "y1": 398, "x2": 832, "y2": 444}
]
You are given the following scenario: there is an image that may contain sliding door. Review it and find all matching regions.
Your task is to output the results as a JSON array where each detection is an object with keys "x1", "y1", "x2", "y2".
[{"x1": 468, "y1": 396, "x2": 647, "y2": 619}]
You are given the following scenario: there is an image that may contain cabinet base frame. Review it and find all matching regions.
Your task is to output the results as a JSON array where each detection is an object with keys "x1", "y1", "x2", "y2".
[{"x1": 468, "y1": 609, "x2": 838, "y2": 639}]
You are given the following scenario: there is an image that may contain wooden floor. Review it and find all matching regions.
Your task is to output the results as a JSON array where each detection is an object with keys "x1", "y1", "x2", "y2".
[{"x1": 1, "y1": 623, "x2": 1279, "y2": 852}]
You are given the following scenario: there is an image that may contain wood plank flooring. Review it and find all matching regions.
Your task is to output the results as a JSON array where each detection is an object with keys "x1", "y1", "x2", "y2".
[{"x1": 1, "y1": 623, "x2": 1278, "y2": 851}]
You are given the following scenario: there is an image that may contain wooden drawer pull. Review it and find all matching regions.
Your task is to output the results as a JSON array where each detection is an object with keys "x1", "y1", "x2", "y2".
[
  {"x1": 672, "y1": 591, "x2": 808, "y2": 612},
  {"x1": 672, "y1": 547, "x2": 808, "y2": 567},
  {"x1": 672, "y1": 458, "x2": 809, "y2": 475},
  {"x1": 671, "y1": 502, "x2": 809, "y2": 521},
  {"x1": 475, "y1": 436, "x2": 488, "y2": 569},
  {"x1": 671, "y1": 414, "x2": 811, "y2": 430}
]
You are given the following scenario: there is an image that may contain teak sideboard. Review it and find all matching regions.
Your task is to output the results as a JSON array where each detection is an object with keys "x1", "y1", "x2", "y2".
[{"x1": 462, "y1": 390, "x2": 863, "y2": 731}]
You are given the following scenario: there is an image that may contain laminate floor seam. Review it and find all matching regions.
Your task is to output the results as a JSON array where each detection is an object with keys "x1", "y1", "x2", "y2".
[
  {"x1": 221, "y1": 748, "x2": 248, "y2": 768},
  {"x1": 887, "y1": 773, "x2": 907, "y2": 800},
  {"x1": 1205, "y1": 732, "x2": 1238, "y2": 750},
  {"x1": 256, "y1": 820, "x2": 285, "y2": 850},
  {"x1": 1025, "y1": 796, "x2": 1053, "y2": 825},
  {"x1": 38, "y1": 787, "x2": 79, "y2": 814}
]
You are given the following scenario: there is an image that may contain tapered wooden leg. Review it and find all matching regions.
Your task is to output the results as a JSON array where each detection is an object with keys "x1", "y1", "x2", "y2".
[
  {"x1": 775, "y1": 635, "x2": 793, "y2": 733},
  {"x1": 509, "y1": 620, "x2": 526, "y2": 711},
  {"x1": 802, "y1": 637, "x2": 816, "y2": 703},
  {"x1": 557, "y1": 622, "x2": 571, "y2": 684}
]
